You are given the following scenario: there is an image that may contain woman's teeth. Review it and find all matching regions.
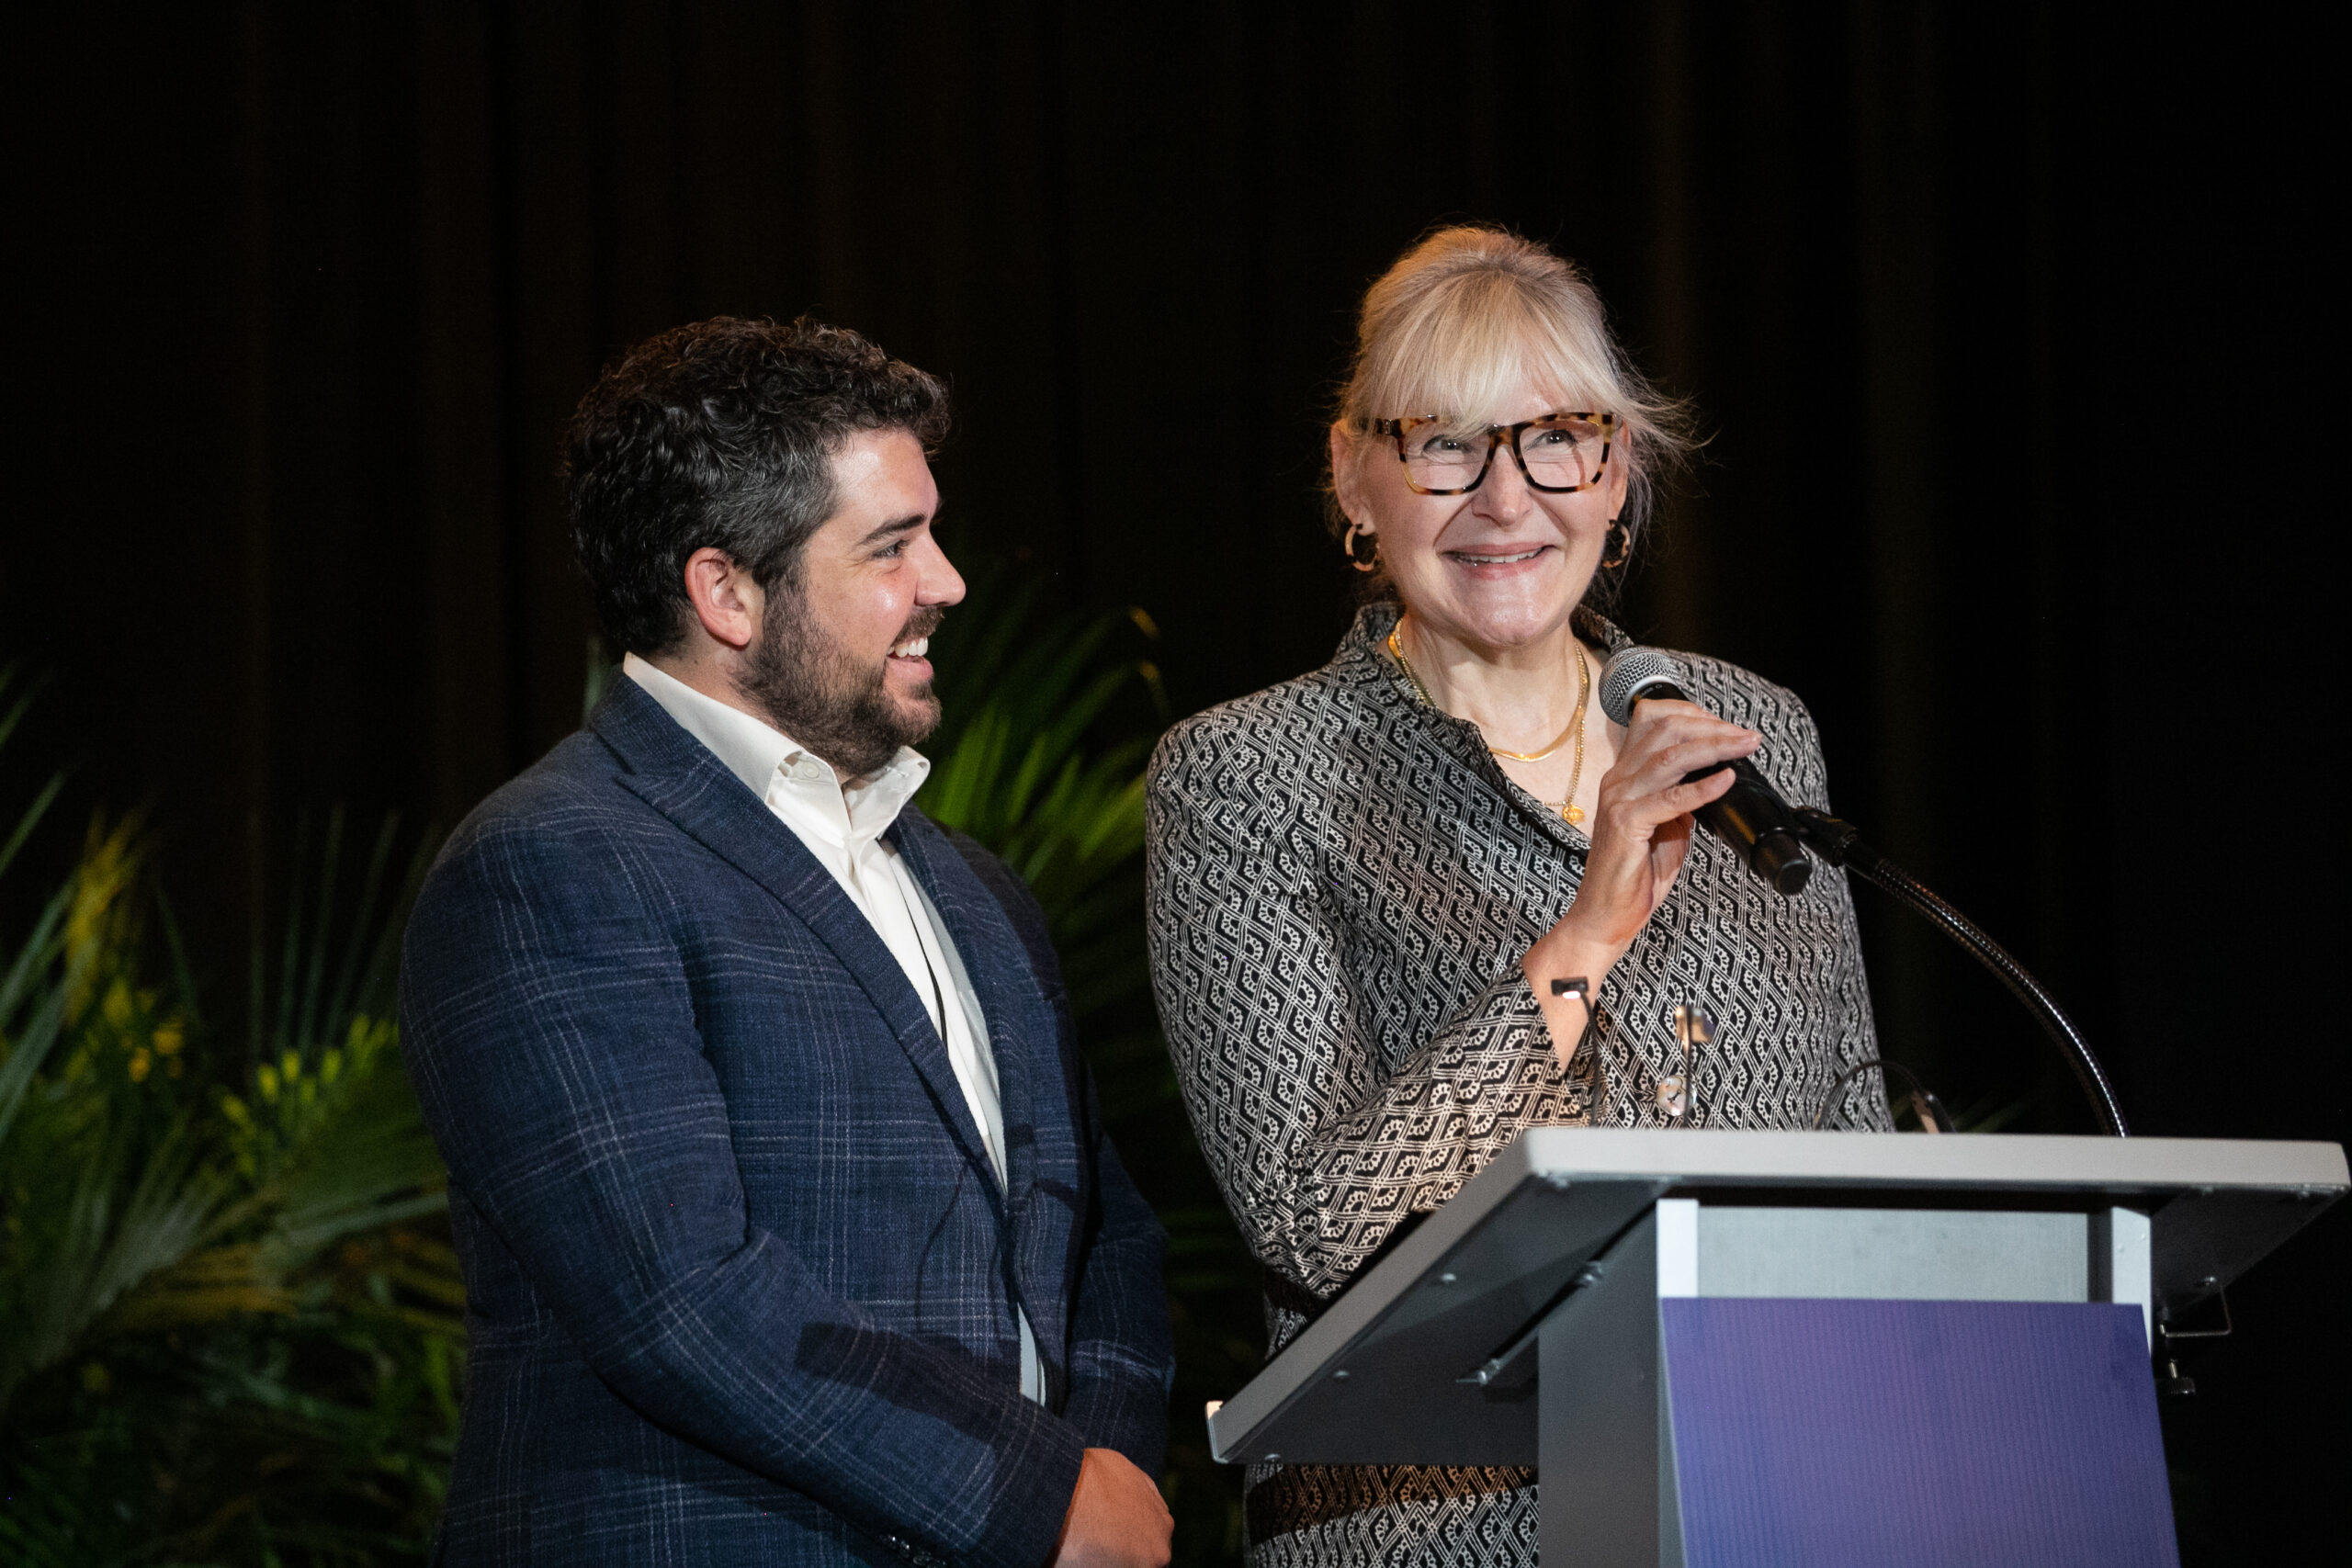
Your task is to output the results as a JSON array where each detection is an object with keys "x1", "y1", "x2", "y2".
[
  {"x1": 1455, "y1": 547, "x2": 1544, "y2": 565},
  {"x1": 890, "y1": 637, "x2": 930, "y2": 659}
]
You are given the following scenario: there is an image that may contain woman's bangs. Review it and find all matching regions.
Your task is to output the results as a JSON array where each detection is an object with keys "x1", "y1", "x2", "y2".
[{"x1": 1371, "y1": 283, "x2": 1614, "y2": 428}]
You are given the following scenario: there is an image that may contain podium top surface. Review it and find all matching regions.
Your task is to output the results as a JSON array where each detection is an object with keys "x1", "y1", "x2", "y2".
[{"x1": 1208, "y1": 1129, "x2": 2344, "y2": 1465}]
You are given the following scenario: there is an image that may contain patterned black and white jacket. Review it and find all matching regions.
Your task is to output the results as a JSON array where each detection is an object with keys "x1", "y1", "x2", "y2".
[{"x1": 1145, "y1": 601, "x2": 1883, "y2": 1557}]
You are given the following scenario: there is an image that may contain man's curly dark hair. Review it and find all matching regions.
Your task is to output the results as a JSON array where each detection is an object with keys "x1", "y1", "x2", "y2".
[{"x1": 564, "y1": 315, "x2": 952, "y2": 657}]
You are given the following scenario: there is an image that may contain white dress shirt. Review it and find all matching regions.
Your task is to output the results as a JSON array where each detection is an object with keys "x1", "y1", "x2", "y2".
[{"x1": 623, "y1": 654, "x2": 1043, "y2": 1403}]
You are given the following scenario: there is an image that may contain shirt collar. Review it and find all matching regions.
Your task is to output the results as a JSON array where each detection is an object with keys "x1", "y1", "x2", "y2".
[{"x1": 620, "y1": 652, "x2": 930, "y2": 845}]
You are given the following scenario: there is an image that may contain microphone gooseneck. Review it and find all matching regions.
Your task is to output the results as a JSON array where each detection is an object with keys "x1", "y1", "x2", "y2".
[
  {"x1": 1792, "y1": 808, "x2": 2130, "y2": 1137},
  {"x1": 1597, "y1": 648, "x2": 1814, "y2": 895},
  {"x1": 1596, "y1": 646, "x2": 2128, "y2": 1135}
]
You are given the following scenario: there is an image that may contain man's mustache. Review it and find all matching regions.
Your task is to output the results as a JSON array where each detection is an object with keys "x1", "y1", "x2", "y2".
[{"x1": 897, "y1": 605, "x2": 946, "y2": 646}]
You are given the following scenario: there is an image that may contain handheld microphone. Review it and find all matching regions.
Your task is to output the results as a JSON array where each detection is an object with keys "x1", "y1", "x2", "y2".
[{"x1": 1597, "y1": 648, "x2": 1813, "y2": 896}]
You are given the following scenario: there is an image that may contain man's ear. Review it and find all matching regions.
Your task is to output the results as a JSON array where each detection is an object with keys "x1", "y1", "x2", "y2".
[{"x1": 681, "y1": 547, "x2": 763, "y2": 651}]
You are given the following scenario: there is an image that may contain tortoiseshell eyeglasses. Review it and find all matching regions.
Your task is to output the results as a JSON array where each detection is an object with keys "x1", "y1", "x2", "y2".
[{"x1": 1367, "y1": 412, "x2": 1620, "y2": 497}]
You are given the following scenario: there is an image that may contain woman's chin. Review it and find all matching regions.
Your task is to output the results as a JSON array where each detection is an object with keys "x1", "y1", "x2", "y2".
[{"x1": 1410, "y1": 571, "x2": 1589, "y2": 647}]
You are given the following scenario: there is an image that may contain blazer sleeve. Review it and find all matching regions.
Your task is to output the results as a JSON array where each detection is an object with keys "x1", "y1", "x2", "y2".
[
  {"x1": 1059, "y1": 1130, "x2": 1173, "y2": 1472},
  {"x1": 398, "y1": 807, "x2": 1082, "y2": 1568},
  {"x1": 1144, "y1": 722, "x2": 1580, "y2": 1303},
  {"x1": 941, "y1": 829, "x2": 1174, "y2": 1475}
]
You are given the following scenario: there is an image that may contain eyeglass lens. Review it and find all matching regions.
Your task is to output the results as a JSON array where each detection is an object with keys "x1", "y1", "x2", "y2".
[{"x1": 1399, "y1": 416, "x2": 1609, "y2": 493}]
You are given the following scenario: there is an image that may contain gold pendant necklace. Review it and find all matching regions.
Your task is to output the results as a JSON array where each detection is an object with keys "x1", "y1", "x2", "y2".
[{"x1": 1386, "y1": 615, "x2": 1591, "y2": 827}]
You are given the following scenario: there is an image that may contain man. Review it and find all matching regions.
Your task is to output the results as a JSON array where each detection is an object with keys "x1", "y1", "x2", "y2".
[{"x1": 399, "y1": 317, "x2": 1175, "y2": 1566}]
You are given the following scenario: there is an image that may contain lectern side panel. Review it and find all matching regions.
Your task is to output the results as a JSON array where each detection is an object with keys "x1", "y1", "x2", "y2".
[
  {"x1": 2153, "y1": 1186, "x2": 2339, "y2": 1316},
  {"x1": 1540, "y1": 1210, "x2": 1664, "y2": 1568},
  {"x1": 1208, "y1": 1176, "x2": 1666, "y2": 1466}
]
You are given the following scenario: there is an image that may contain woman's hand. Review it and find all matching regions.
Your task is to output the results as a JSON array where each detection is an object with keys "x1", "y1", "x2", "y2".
[{"x1": 1522, "y1": 699, "x2": 1758, "y2": 1064}]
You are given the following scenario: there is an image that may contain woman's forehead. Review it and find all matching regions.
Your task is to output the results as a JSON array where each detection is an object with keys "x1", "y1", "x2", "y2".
[
  {"x1": 1372, "y1": 312, "x2": 1610, "y2": 423},
  {"x1": 1382, "y1": 367, "x2": 1602, "y2": 424}
]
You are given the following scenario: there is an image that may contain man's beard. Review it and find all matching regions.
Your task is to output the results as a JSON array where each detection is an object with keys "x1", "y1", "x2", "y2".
[{"x1": 736, "y1": 591, "x2": 945, "y2": 781}]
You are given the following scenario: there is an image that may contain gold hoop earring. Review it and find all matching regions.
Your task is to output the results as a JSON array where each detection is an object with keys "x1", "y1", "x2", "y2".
[
  {"x1": 1600, "y1": 518, "x2": 1630, "y2": 570},
  {"x1": 1343, "y1": 520, "x2": 1380, "y2": 572}
]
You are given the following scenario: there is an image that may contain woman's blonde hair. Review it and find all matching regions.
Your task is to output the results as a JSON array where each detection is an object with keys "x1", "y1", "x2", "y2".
[{"x1": 1330, "y1": 224, "x2": 1691, "y2": 548}]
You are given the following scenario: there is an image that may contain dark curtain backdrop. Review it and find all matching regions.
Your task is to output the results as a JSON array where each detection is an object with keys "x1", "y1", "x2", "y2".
[{"x1": 4, "y1": 5, "x2": 2342, "y2": 1561}]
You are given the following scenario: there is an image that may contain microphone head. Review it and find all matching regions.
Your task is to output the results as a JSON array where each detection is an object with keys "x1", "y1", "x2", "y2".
[{"x1": 1598, "y1": 646, "x2": 1686, "y2": 726}]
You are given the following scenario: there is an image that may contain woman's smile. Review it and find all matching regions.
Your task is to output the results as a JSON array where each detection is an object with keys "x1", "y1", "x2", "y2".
[{"x1": 1444, "y1": 541, "x2": 1556, "y2": 574}]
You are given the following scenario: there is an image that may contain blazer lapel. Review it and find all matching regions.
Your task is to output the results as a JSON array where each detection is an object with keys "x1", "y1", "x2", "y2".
[
  {"x1": 888, "y1": 812, "x2": 1042, "y2": 1218},
  {"x1": 590, "y1": 682, "x2": 1001, "y2": 1184}
]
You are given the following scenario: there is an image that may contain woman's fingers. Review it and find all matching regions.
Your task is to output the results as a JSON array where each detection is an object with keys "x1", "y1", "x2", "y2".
[
  {"x1": 1595, "y1": 739, "x2": 1744, "y2": 836},
  {"x1": 1658, "y1": 764, "x2": 1739, "y2": 815},
  {"x1": 1545, "y1": 703, "x2": 1758, "y2": 957},
  {"x1": 1642, "y1": 812, "x2": 1695, "y2": 915},
  {"x1": 1566, "y1": 728, "x2": 1732, "y2": 898},
  {"x1": 1623, "y1": 713, "x2": 1758, "y2": 784},
  {"x1": 1534, "y1": 705, "x2": 1765, "y2": 981}
]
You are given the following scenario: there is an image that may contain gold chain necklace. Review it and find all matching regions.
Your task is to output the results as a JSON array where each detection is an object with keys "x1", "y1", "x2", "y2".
[{"x1": 1385, "y1": 615, "x2": 1591, "y2": 827}]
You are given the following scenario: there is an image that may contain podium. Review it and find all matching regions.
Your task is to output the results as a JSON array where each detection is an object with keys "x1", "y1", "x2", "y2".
[{"x1": 1206, "y1": 1129, "x2": 2346, "y2": 1566}]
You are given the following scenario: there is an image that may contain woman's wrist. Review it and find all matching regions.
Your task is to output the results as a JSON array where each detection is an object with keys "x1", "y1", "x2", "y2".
[
  {"x1": 1522, "y1": 917, "x2": 1626, "y2": 1071},
  {"x1": 1523, "y1": 913, "x2": 1626, "y2": 998}
]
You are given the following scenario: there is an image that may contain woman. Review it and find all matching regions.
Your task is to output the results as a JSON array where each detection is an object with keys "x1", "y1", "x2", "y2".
[{"x1": 1144, "y1": 226, "x2": 1885, "y2": 1559}]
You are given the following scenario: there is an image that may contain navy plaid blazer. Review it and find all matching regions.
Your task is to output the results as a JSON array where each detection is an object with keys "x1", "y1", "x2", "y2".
[{"x1": 399, "y1": 678, "x2": 1172, "y2": 1566}]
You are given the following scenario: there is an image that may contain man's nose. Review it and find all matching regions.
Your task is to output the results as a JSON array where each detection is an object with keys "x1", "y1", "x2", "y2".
[{"x1": 920, "y1": 534, "x2": 967, "y2": 606}]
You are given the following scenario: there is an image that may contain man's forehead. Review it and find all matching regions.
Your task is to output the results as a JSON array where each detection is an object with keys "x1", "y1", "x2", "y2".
[
  {"x1": 829, "y1": 423, "x2": 921, "y2": 461},
  {"x1": 827, "y1": 427, "x2": 932, "y2": 489},
  {"x1": 816, "y1": 428, "x2": 937, "y2": 541}
]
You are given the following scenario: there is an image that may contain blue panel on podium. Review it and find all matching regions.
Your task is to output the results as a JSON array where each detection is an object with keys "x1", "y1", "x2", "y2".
[{"x1": 1659, "y1": 1298, "x2": 2177, "y2": 1568}]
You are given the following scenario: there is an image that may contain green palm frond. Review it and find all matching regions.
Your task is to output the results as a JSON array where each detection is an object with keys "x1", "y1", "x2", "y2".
[
  {"x1": 255, "y1": 808, "x2": 424, "y2": 1073},
  {"x1": 0, "y1": 666, "x2": 72, "y2": 1150},
  {"x1": 2, "y1": 711, "x2": 458, "y2": 1563},
  {"x1": 1, "y1": 811, "x2": 222, "y2": 1413},
  {"x1": 3, "y1": 1124, "x2": 229, "y2": 1404},
  {"x1": 0, "y1": 882, "x2": 74, "y2": 1150},
  {"x1": 0, "y1": 1445, "x2": 98, "y2": 1568}
]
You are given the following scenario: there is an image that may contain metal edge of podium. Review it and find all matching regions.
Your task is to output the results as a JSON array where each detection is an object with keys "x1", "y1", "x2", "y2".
[{"x1": 1206, "y1": 1133, "x2": 1593, "y2": 1462}]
